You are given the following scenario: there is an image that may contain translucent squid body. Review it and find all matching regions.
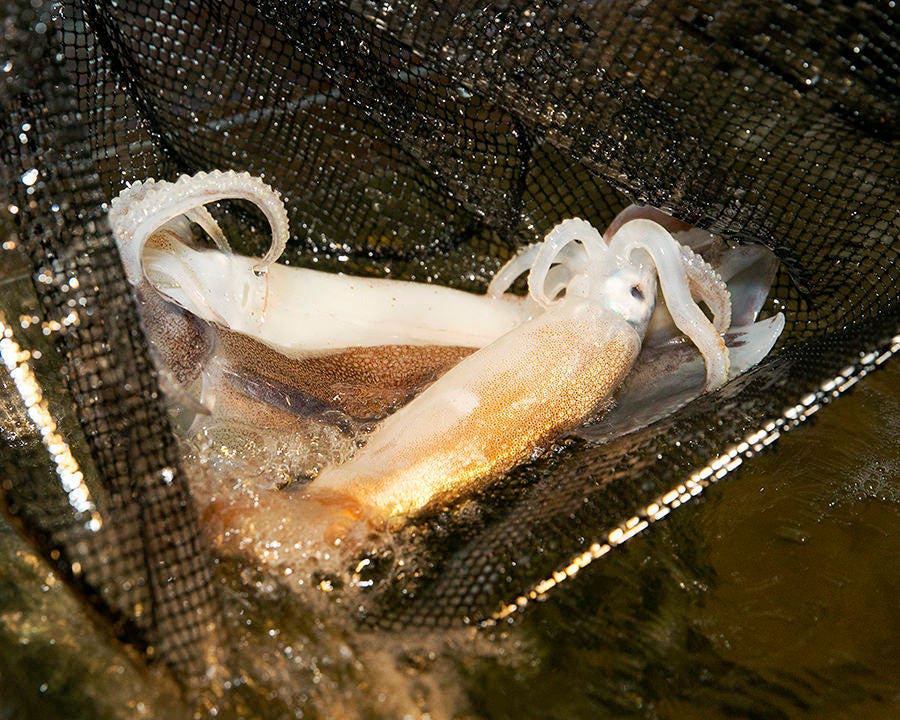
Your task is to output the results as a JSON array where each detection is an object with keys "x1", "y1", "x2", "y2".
[{"x1": 110, "y1": 171, "x2": 783, "y2": 549}]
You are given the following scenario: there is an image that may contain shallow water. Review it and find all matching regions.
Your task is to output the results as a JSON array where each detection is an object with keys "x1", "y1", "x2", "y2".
[{"x1": 1, "y1": 353, "x2": 896, "y2": 718}]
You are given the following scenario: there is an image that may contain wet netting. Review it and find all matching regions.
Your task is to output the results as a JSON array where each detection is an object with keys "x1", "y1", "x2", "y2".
[{"x1": 1, "y1": 0, "x2": 897, "y2": 702}]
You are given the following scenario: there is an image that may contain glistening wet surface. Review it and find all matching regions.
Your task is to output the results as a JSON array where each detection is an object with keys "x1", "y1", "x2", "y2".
[
  {"x1": 1, "y1": 357, "x2": 896, "y2": 719},
  {"x1": 465, "y1": 358, "x2": 899, "y2": 720},
  {"x1": 1, "y1": 234, "x2": 897, "y2": 719}
]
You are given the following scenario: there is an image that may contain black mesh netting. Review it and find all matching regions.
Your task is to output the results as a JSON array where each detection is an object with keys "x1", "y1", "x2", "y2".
[{"x1": 1, "y1": 0, "x2": 897, "y2": 697}]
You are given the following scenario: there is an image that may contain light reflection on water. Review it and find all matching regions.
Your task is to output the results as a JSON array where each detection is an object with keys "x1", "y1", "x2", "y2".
[{"x1": 474, "y1": 357, "x2": 898, "y2": 720}]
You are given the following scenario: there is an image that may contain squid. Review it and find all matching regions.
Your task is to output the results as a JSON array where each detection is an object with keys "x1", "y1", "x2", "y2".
[{"x1": 110, "y1": 170, "x2": 783, "y2": 556}]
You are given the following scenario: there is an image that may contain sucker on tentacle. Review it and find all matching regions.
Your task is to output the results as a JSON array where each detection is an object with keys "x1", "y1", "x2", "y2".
[{"x1": 110, "y1": 170, "x2": 290, "y2": 284}]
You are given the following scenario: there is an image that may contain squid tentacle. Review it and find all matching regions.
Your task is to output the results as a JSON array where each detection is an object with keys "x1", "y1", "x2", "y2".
[
  {"x1": 540, "y1": 264, "x2": 576, "y2": 304},
  {"x1": 608, "y1": 219, "x2": 729, "y2": 391},
  {"x1": 109, "y1": 169, "x2": 289, "y2": 286},
  {"x1": 679, "y1": 244, "x2": 731, "y2": 333},
  {"x1": 487, "y1": 242, "x2": 542, "y2": 298},
  {"x1": 527, "y1": 218, "x2": 606, "y2": 307},
  {"x1": 184, "y1": 206, "x2": 232, "y2": 254},
  {"x1": 488, "y1": 239, "x2": 589, "y2": 302}
]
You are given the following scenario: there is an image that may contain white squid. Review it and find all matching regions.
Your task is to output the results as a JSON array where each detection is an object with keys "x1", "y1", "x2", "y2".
[{"x1": 110, "y1": 170, "x2": 782, "y2": 550}]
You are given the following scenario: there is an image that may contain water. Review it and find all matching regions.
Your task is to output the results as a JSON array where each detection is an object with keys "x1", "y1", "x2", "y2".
[{"x1": 466, "y1": 358, "x2": 899, "y2": 720}]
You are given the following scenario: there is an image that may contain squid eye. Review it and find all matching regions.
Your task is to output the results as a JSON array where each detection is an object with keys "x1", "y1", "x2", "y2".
[{"x1": 630, "y1": 285, "x2": 645, "y2": 301}]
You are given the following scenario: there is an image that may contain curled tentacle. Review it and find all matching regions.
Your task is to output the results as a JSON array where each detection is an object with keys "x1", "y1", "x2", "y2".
[
  {"x1": 488, "y1": 234, "x2": 593, "y2": 303},
  {"x1": 109, "y1": 169, "x2": 289, "y2": 285},
  {"x1": 608, "y1": 219, "x2": 730, "y2": 391},
  {"x1": 679, "y1": 244, "x2": 731, "y2": 333},
  {"x1": 527, "y1": 218, "x2": 606, "y2": 306},
  {"x1": 540, "y1": 264, "x2": 576, "y2": 305},
  {"x1": 489, "y1": 216, "x2": 732, "y2": 392},
  {"x1": 184, "y1": 206, "x2": 232, "y2": 254},
  {"x1": 487, "y1": 242, "x2": 542, "y2": 298}
]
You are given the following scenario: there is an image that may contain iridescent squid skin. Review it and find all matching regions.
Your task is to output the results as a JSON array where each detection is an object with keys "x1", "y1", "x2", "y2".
[
  {"x1": 308, "y1": 299, "x2": 643, "y2": 521},
  {"x1": 110, "y1": 171, "x2": 750, "y2": 552},
  {"x1": 304, "y1": 216, "x2": 733, "y2": 533}
]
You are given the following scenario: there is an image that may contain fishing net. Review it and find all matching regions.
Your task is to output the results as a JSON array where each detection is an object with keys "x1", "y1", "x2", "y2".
[{"x1": 1, "y1": 0, "x2": 897, "y2": 703}]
